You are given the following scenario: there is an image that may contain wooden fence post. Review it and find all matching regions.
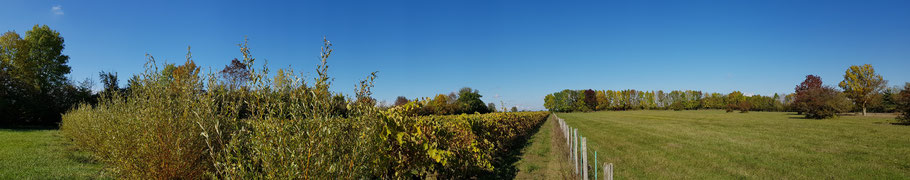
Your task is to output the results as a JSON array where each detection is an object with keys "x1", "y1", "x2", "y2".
[
  {"x1": 603, "y1": 163, "x2": 613, "y2": 180},
  {"x1": 573, "y1": 129, "x2": 578, "y2": 174},
  {"x1": 582, "y1": 137, "x2": 588, "y2": 180}
]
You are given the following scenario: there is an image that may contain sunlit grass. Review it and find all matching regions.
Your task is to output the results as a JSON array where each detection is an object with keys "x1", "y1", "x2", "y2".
[
  {"x1": 558, "y1": 110, "x2": 910, "y2": 179},
  {"x1": 0, "y1": 129, "x2": 107, "y2": 179}
]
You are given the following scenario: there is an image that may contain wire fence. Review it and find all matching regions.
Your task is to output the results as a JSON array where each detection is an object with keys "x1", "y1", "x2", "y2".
[{"x1": 554, "y1": 113, "x2": 613, "y2": 180}]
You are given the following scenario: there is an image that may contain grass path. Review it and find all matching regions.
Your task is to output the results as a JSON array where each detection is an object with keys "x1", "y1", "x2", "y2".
[
  {"x1": 514, "y1": 114, "x2": 574, "y2": 179},
  {"x1": 558, "y1": 110, "x2": 910, "y2": 179},
  {"x1": 0, "y1": 129, "x2": 107, "y2": 179}
]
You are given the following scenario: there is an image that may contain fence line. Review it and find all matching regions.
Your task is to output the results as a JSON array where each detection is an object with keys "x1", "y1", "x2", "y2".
[{"x1": 554, "y1": 113, "x2": 613, "y2": 180}]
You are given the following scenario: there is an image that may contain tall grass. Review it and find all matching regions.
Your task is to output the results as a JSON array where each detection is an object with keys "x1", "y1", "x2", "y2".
[{"x1": 61, "y1": 38, "x2": 547, "y2": 179}]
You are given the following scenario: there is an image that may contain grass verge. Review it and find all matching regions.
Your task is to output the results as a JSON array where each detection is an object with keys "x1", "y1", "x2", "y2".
[
  {"x1": 0, "y1": 129, "x2": 106, "y2": 179},
  {"x1": 514, "y1": 114, "x2": 574, "y2": 179}
]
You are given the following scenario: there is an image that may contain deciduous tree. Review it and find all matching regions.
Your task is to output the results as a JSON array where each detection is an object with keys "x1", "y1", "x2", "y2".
[
  {"x1": 803, "y1": 86, "x2": 852, "y2": 119},
  {"x1": 0, "y1": 25, "x2": 91, "y2": 126},
  {"x1": 394, "y1": 96, "x2": 410, "y2": 106},
  {"x1": 220, "y1": 58, "x2": 250, "y2": 90},
  {"x1": 583, "y1": 89, "x2": 596, "y2": 110},
  {"x1": 456, "y1": 87, "x2": 489, "y2": 114},
  {"x1": 794, "y1": 75, "x2": 823, "y2": 114},
  {"x1": 839, "y1": 64, "x2": 886, "y2": 116},
  {"x1": 99, "y1": 71, "x2": 120, "y2": 95}
]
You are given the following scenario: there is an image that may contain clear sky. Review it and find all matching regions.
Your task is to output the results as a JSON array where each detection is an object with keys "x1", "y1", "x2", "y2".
[{"x1": 3, "y1": 0, "x2": 909, "y2": 110}]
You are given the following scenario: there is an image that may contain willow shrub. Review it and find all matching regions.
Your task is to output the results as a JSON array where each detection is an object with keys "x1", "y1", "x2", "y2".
[
  {"x1": 61, "y1": 53, "x2": 213, "y2": 178},
  {"x1": 61, "y1": 38, "x2": 548, "y2": 179}
]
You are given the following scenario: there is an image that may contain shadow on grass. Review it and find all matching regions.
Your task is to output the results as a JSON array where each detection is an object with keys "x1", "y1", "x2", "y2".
[
  {"x1": 890, "y1": 122, "x2": 910, "y2": 126},
  {"x1": 0, "y1": 125, "x2": 58, "y2": 131},
  {"x1": 787, "y1": 115, "x2": 843, "y2": 120},
  {"x1": 473, "y1": 117, "x2": 548, "y2": 180}
]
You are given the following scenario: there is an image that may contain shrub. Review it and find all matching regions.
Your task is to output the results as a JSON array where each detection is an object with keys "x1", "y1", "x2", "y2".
[
  {"x1": 62, "y1": 54, "x2": 215, "y2": 178},
  {"x1": 738, "y1": 101, "x2": 752, "y2": 113},
  {"x1": 61, "y1": 38, "x2": 549, "y2": 179},
  {"x1": 802, "y1": 86, "x2": 852, "y2": 119},
  {"x1": 670, "y1": 102, "x2": 685, "y2": 111},
  {"x1": 897, "y1": 83, "x2": 910, "y2": 123}
]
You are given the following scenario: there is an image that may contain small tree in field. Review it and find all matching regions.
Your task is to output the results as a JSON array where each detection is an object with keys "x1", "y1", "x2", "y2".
[
  {"x1": 511, "y1": 106, "x2": 518, "y2": 112},
  {"x1": 839, "y1": 64, "x2": 886, "y2": 116},
  {"x1": 725, "y1": 91, "x2": 745, "y2": 113},
  {"x1": 738, "y1": 101, "x2": 752, "y2": 113},
  {"x1": 794, "y1": 75, "x2": 823, "y2": 114},
  {"x1": 803, "y1": 86, "x2": 852, "y2": 119},
  {"x1": 897, "y1": 83, "x2": 910, "y2": 123}
]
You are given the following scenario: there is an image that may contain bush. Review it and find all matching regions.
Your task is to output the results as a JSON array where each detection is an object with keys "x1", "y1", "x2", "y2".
[
  {"x1": 61, "y1": 38, "x2": 549, "y2": 179},
  {"x1": 802, "y1": 86, "x2": 852, "y2": 119},
  {"x1": 670, "y1": 102, "x2": 685, "y2": 111},
  {"x1": 738, "y1": 101, "x2": 752, "y2": 113},
  {"x1": 383, "y1": 110, "x2": 548, "y2": 178},
  {"x1": 897, "y1": 83, "x2": 910, "y2": 123},
  {"x1": 62, "y1": 55, "x2": 216, "y2": 178}
]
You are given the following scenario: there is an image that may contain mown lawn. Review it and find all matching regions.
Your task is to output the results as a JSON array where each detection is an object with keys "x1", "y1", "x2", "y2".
[
  {"x1": 558, "y1": 110, "x2": 910, "y2": 179},
  {"x1": 0, "y1": 129, "x2": 107, "y2": 179},
  {"x1": 513, "y1": 115, "x2": 573, "y2": 179}
]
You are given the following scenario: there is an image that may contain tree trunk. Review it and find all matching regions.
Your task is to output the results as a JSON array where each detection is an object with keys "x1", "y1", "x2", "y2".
[{"x1": 863, "y1": 107, "x2": 867, "y2": 116}]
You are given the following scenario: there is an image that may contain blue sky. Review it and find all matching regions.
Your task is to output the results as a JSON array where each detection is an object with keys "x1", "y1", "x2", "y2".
[{"x1": 2, "y1": 0, "x2": 909, "y2": 110}]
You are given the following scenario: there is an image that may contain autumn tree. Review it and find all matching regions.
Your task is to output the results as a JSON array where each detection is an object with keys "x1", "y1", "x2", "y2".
[
  {"x1": 839, "y1": 64, "x2": 886, "y2": 116},
  {"x1": 429, "y1": 94, "x2": 454, "y2": 115},
  {"x1": 220, "y1": 58, "x2": 250, "y2": 90},
  {"x1": 595, "y1": 90, "x2": 609, "y2": 110},
  {"x1": 394, "y1": 96, "x2": 409, "y2": 106},
  {"x1": 726, "y1": 91, "x2": 751, "y2": 112},
  {"x1": 583, "y1": 89, "x2": 596, "y2": 110},
  {"x1": 802, "y1": 86, "x2": 852, "y2": 119},
  {"x1": 793, "y1": 75, "x2": 823, "y2": 114}
]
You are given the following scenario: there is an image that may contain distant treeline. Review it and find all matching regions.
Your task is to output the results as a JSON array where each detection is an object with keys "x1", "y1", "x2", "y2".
[
  {"x1": 545, "y1": 64, "x2": 909, "y2": 120},
  {"x1": 544, "y1": 89, "x2": 787, "y2": 113},
  {"x1": 388, "y1": 88, "x2": 521, "y2": 116},
  {"x1": 544, "y1": 87, "x2": 904, "y2": 114}
]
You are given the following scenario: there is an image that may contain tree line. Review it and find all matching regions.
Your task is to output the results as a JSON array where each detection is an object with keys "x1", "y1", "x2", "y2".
[
  {"x1": 389, "y1": 88, "x2": 520, "y2": 116},
  {"x1": 544, "y1": 89, "x2": 786, "y2": 113},
  {"x1": 544, "y1": 64, "x2": 910, "y2": 120}
]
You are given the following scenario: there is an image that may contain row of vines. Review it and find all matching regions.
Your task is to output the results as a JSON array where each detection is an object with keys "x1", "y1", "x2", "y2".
[{"x1": 59, "y1": 38, "x2": 548, "y2": 179}]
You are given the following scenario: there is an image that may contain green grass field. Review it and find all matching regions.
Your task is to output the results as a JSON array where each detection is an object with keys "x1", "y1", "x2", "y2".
[
  {"x1": 0, "y1": 129, "x2": 107, "y2": 179},
  {"x1": 556, "y1": 110, "x2": 910, "y2": 179}
]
